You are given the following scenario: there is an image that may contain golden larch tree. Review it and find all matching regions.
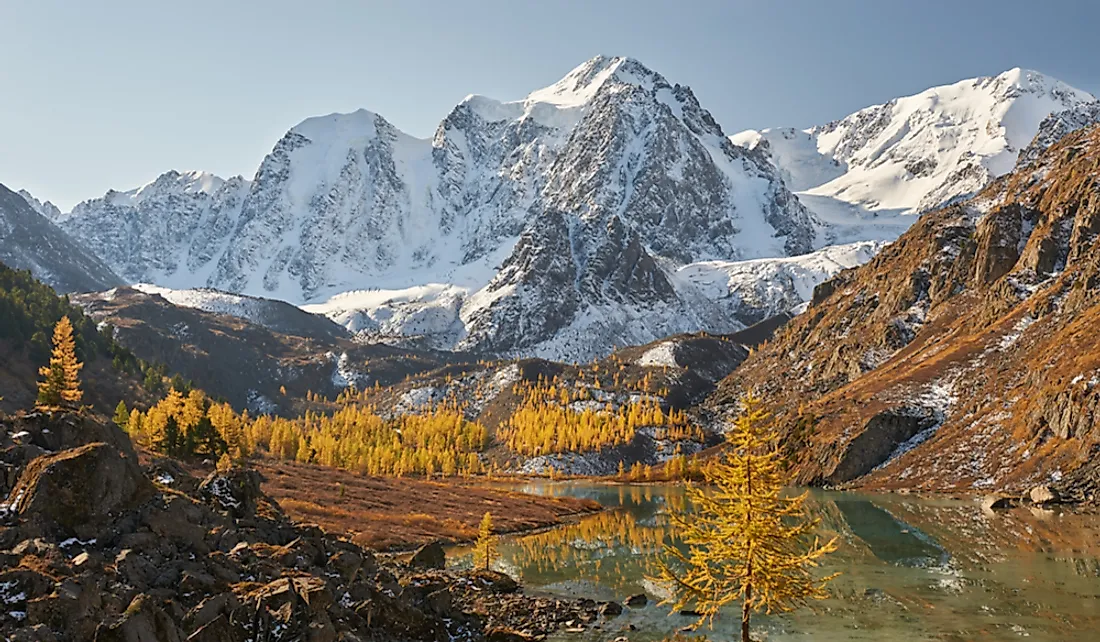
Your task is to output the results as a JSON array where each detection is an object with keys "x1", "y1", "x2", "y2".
[
  {"x1": 653, "y1": 395, "x2": 837, "y2": 642},
  {"x1": 474, "y1": 511, "x2": 499, "y2": 571},
  {"x1": 37, "y1": 316, "x2": 83, "y2": 408}
]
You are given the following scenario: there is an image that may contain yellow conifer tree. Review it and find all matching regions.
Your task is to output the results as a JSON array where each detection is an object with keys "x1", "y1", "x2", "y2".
[
  {"x1": 653, "y1": 395, "x2": 837, "y2": 642},
  {"x1": 36, "y1": 316, "x2": 83, "y2": 408},
  {"x1": 474, "y1": 511, "x2": 499, "y2": 571}
]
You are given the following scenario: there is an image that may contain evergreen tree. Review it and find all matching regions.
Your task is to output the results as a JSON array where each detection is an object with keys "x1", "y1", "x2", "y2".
[
  {"x1": 36, "y1": 316, "x2": 83, "y2": 408},
  {"x1": 161, "y1": 416, "x2": 184, "y2": 457},
  {"x1": 474, "y1": 511, "x2": 499, "y2": 571},
  {"x1": 113, "y1": 400, "x2": 129, "y2": 430},
  {"x1": 653, "y1": 396, "x2": 838, "y2": 642}
]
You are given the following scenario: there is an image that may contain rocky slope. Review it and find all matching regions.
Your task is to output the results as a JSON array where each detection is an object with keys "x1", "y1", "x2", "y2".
[
  {"x1": 0, "y1": 184, "x2": 122, "y2": 294},
  {"x1": 733, "y1": 68, "x2": 1099, "y2": 242},
  {"x1": 0, "y1": 410, "x2": 621, "y2": 641},
  {"x1": 73, "y1": 287, "x2": 463, "y2": 415},
  {"x1": 712, "y1": 125, "x2": 1100, "y2": 493},
  {"x1": 48, "y1": 171, "x2": 251, "y2": 287},
  {"x1": 53, "y1": 56, "x2": 823, "y2": 362}
]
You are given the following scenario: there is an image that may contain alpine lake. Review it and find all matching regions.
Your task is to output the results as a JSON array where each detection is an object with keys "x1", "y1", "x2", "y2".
[{"x1": 447, "y1": 481, "x2": 1100, "y2": 641}]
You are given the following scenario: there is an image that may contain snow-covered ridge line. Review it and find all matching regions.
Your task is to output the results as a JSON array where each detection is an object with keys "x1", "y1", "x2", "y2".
[
  {"x1": 38, "y1": 61, "x2": 1097, "y2": 363},
  {"x1": 733, "y1": 67, "x2": 1099, "y2": 244},
  {"x1": 48, "y1": 55, "x2": 822, "y2": 361}
]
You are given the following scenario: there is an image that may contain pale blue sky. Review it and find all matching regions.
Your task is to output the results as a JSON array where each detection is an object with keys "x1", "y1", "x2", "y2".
[{"x1": 4, "y1": 0, "x2": 1099, "y2": 210}]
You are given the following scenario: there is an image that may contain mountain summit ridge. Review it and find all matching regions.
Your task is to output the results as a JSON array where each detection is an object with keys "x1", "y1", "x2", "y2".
[
  {"x1": 45, "y1": 55, "x2": 821, "y2": 360},
  {"x1": 733, "y1": 67, "x2": 1098, "y2": 234},
  {"x1": 31, "y1": 61, "x2": 1100, "y2": 360}
]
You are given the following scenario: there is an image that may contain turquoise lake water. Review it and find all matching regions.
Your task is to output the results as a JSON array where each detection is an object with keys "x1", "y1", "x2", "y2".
[{"x1": 449, "y1": 481, "x2": 1100, "y2": 641}]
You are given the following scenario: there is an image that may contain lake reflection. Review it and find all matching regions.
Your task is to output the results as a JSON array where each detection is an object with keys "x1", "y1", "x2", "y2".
[{"x1": 449, "y1": 482, "x2": 1100, "y2": 641}]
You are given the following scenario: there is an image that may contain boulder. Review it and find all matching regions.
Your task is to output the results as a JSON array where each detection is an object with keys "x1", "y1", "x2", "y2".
[
  {"x1": 93, "y1": 594, "x2": 185, "y2": 642},
  {"x1": 329, "y1": 549, "x2": 364, "y2": 583},
  {"x1": 141, "y1": 495, "x2": 210, "y2": 554},
  {"x1": 114, "y1": 550, "x2": 159, "y2": 590},
  {"x1": 470, "y1": 569, "x2": 518, "y2": 594},
  {"x1": 14, "y1": 411, "x2": 138, "y2": 460},
  {"x1": 1029, "y1": 484, "x2": 1060, "y2": 505},
  {"x1": 408, "y1": 541, "x2": 446, "y2": 570},
  {"x1": 185, "y1": 593, "x2": 239, "y2": 630},
  {"x1": 198, "y1": 468, "x2": 264, "y2": 519},
  {"x1": 8, "y1": 443, "x2": 152, "y2": 534},
  {"x1": 981, "y1": 494, "x2": 1021, "y2": 512},
  {"x1": 625, "y1": 593, "x2": 648, "y2": 608}
]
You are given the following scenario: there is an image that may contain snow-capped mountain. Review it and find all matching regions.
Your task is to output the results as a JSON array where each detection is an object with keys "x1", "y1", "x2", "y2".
[
  {"x1": 53, "y1": 56, "x2": 820, "y2": 361},
  {"x1": 55, "y1": 170, "x2": 251, "y2": 286},
  {"x1": 0, "y1": 183, "x2": 123, "y2": 293},
  {"x1": 733, "y1": 68, "x2": 1098, "y2": 241},
  {"x1": 49, "y1": 62, "x2": 1096, "y2": 362}
]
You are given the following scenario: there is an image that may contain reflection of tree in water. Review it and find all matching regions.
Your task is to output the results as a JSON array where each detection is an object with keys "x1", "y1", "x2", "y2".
[
  {"x1": 491, "y1": 486, "x2": 690, "y2": 593},
  {"x1": 506, "y1": 510, "x2": 668, "y2": 592}
]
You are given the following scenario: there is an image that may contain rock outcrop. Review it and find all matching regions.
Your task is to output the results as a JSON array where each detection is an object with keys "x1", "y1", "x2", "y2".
[
  {"x1": 8, "y1": 442, "x2": 151, "y2": 536},
  {"x1": 0, "y1": 410, "x2": 619, "y2": 640}
]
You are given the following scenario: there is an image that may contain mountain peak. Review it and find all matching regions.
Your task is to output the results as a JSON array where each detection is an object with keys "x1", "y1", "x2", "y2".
[
  {"x1": 290, "y1": 108, "x2": 387, "y2": 143},
  {"x1": 524, "y1": 55, "x2": 664, "y2": 108},
  {"x1": 993, "y1": 67, "x2": 1091, "y2": 97},
  {"x1": 116, "y1": 169, "x2": 231, "y2": 207},
  {"x1": 16, "y1": 188, "x2": 63, "y2": 220}
]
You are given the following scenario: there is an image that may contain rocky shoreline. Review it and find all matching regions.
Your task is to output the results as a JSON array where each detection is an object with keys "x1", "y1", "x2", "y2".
[{"x1": 0, "y1": 410, "x2": 625, "y2": 641}]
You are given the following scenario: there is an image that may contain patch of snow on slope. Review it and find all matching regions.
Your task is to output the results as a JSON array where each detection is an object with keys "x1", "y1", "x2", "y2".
[
  {"x1": 132, "y1": 283, "x2": 266, "y2": 323},
  {"x1": 328, "y1": 351, "x2": 367, "y2": 389},
  {"x1": 303, "y1": 285, "x2": 467, "y2": 346},
  {"x1": 675, "y1": 241, "x2": 884, "y2": 323},
  {"x1": 637, "y1": 342, "x2": 679, "y2": 368},
  {"x1": 393, "y1": 387, "x2": 444, "y2": 415},
  {"x1": 997, "y1": 315, "x2": 1036, "y2": 349}
]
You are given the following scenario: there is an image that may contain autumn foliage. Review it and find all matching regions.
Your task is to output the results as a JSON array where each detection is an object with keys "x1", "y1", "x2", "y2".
[
  {"x1": 654, "y1": 396, "x2": 837, "y2": 641},
  {"x1": 474, "y1": 511, "x2": 499, "y2": 571},
  {"x1": 499, "y1": 375, "x2": 697, "y2": 457},
  {"x1": 36, "y1": 316, "x2": 83, "y2": 408}
]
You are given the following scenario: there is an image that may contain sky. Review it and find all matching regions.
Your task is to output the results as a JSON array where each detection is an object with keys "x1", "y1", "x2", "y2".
[{"x1": 4, "y1": 0, "x2": 1100, "y2": 211}]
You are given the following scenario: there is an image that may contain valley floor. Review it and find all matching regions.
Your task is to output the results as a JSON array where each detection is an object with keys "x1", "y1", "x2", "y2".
[{"x1": 177, "y1": 458, "x2": 603, "y2": 551}]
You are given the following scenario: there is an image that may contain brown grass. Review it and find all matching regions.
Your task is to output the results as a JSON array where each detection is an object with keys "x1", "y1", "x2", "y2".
[{"x1": 254, "y1": 460, "x2": 601, "y2": 551}]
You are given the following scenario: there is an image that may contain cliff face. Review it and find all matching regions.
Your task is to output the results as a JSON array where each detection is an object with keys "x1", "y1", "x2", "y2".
[{"x1": 712, "y1": 126, "x2": 1100, "y2": 492}]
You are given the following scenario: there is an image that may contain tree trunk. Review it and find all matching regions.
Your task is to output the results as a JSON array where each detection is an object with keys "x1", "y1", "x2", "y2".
[{"x1": 742, "y1": 585, "x2": 751, "y2": 642}]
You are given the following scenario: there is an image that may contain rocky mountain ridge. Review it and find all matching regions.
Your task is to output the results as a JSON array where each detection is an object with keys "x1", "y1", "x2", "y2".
[
  {"x1": 21, "y1": 63, "x2": 1100, "y2": 364},
  {"x1": 0, "y1": 183, "x2": 123, "y2": 294},
  {"x1": 733, "y1": 68, "x2": 1099, "y2": 242},
  {"x1": 72, "y1": 286, "x2": 465, "y2": 416},
  {"x1": 40, "y1": 56, "x2": 828, "y2": 361},
  {"x1": 712, "y1": 124, "x2": 1100, "y2": 493}
]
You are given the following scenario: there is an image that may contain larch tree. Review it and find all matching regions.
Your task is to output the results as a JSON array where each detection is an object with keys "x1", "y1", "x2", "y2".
[
  {"x1": 113, "y1": 400, "x2": 129, "y2": 430},
  {"x1": 36, "y1": 316, "x2": 83, "y2": 408},
  {"x1": 653, "y1": 395, "x2": 838, "y2": 642},
  {"x1": 474, "y1": 511, "x2": 499, "y2": 571}
]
